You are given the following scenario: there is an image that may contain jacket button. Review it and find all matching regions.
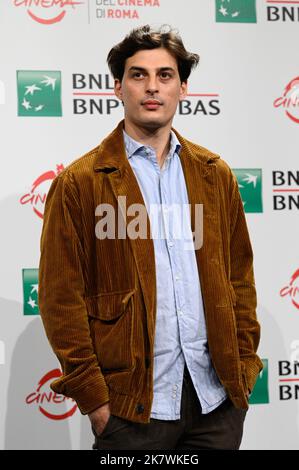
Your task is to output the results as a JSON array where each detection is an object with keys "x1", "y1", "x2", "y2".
[{"x1": 136, "y1": 404, "x2": 144, "y2": 414}]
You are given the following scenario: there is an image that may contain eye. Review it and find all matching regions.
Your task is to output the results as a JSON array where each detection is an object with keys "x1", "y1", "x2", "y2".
[
  {"x1": 160, "y1": 72, "x2": 172, "y2": 80},
  {"x1": 132, "y1": 71, "x2": 144, "y2": 79}
]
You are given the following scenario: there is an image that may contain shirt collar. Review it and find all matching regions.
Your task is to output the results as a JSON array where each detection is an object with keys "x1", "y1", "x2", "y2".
[{"x1": 123, "y1": 129, "x2": 181, "y2": 160}]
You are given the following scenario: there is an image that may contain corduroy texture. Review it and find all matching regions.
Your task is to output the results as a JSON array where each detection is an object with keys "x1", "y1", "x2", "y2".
[{"x1": 38, "y1": 120, "x2": 263, "y2": 422}]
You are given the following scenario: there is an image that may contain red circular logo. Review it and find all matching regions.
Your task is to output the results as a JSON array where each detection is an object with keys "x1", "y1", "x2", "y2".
[
  {"x1": 14, "y1": 1, "x2": 84, "y2": 25},
  {"x1": 280, "y1": 269, "x2": 299, "y2": 310},
  {"x1": 20, "y1": 164, "x2": 64, "y2": 219},
  {"x1": 26, "y1": 369, "x2": 77, "y2": 420},
  {"x1": 274, "y1": 77, "x2": 299, "y2": 124}
]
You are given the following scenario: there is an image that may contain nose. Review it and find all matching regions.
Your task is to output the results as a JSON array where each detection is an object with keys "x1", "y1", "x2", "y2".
[{"x1": 146, "y1": 75, "x2": 159, "y2": 95}]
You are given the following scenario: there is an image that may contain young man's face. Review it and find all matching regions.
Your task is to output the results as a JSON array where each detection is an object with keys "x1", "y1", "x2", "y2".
[{"x1": 114, "y1": 47, "x2": 187, "y2": 132}]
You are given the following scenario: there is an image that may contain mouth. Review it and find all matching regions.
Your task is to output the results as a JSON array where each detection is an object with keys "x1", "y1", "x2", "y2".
[{"x1": 142, "y1": 100, "x2": 162, "y2": 110}]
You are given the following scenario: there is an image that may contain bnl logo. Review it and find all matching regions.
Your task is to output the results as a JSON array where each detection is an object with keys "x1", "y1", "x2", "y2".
[{"x1": 0, "y1": 81, "x2": 4, "y2": 104}]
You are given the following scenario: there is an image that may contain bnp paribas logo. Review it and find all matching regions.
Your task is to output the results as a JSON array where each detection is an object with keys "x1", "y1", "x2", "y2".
[
  {"x1": 23, "y1": 269, "x2": 39, "y2": 316},
  {"x1": 249, "y1": 359, "x2": 270, "y2": 405},
  {"x1": 17, "y1": 71, "x2": 62, "y2": 117},
  {"x1": 216, "y1": 0, "x2": 257, "y2": 23},
  {"x1": 233, "y1": 169, "x2": 263, "y2": 213}
]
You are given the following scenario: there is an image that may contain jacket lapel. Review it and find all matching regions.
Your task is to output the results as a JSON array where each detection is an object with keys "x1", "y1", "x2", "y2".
[
  {"x1": 174, "y1": 131, "x2": 229, "y2": 311},
  {"x1": 93, "y1": 122, "x2": 157, "y2": 335}
]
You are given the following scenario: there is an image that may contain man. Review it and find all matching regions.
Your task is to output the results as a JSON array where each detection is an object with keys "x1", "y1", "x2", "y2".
[{"x1": 39, "y1": 25, "x2": 263, "y2": 450}]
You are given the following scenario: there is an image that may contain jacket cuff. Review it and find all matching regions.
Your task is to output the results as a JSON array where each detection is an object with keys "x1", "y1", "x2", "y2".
[
  {"x1": 243, "y1": 357, "x2": 264, "y2": 393},
  {"x1": 51, "y1": 375, "x2": 110, "y2": 415}
]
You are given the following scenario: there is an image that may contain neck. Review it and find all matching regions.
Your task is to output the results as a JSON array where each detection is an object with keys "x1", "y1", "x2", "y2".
[{"x1": 124, "y1": 120, "x2": 172, "y2": 167}]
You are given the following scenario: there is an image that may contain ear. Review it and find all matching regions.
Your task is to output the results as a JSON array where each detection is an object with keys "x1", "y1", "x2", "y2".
[
  {"x1": 114, "y1": 79, "x2": 122, "y2": 100},
  {"x1": 179, "y1": 80, "x2": 188, "y2": 101}
]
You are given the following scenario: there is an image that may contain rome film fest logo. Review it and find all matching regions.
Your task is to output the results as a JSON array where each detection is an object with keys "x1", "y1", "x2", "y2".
[
  {"x1": 94, "y1": 0, "x2": 161, "y2": 21},
  {"x1": 26, "y1": 370, "x2": 77, "y2": 419},
  {"x1": 20, "y1": 164, "x2": 65, "y2": 219},
  {"x1": 280, "y1": 269, "x2": 299, "y2": 310},
  {"x1": 274, "y1": 77, "x2": 299, "y2": 124},
  {"x1": 13, "y1": 0, "x2": 84, "y2": 25}
]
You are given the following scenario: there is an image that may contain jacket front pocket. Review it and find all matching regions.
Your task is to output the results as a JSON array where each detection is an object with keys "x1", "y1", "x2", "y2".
[{"x1": 86, "y1": 289, "x2": 135, "y2": 372}]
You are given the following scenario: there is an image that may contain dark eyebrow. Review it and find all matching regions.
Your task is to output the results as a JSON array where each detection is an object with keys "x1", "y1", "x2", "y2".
[
  {"x1": 128, "y1": 66, "x2": 176, "y2": 73},
  {"x1": 159, "y1": 67, "x2": 176, "y2": 73},
  {"x1": 128, "y1": 67, "x2": 147, "y2": 73}
]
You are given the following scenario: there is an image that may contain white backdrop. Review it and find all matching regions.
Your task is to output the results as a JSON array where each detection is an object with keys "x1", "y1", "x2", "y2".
[{"x1": 1, "y1": 0, "x2": 299, "y2": 450}]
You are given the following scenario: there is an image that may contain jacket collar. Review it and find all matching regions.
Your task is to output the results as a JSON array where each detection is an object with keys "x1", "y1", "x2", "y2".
[
  {"x1": 93, "y1": 120, "x2": 220, "y2": 174},
  {"x1": 123, "y1": 128, "x2": 181, "y2": 161}
]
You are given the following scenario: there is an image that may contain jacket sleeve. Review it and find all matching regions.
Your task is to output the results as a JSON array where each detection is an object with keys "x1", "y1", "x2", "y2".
[
  {"x1": 38, "y1": 170, "x2": 109, "y2": 414},
  {"x1": 229, "y1": 172, "x2": 263, "y2": 393}
]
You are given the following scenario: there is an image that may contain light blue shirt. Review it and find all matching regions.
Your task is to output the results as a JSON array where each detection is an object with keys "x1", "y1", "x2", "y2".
[{"x1": 123, "y1": 130, "x2": 227, "y2": 419}]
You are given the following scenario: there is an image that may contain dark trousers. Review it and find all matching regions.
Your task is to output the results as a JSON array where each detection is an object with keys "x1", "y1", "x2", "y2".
[{"x1": 93, "y1": 367, "x2": 247, "y2": 450}]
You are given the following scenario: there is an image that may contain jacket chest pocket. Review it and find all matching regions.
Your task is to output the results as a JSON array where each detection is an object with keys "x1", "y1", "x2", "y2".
[{"x1": 86, "y1": 289, "x2": 135, "y2": 373}]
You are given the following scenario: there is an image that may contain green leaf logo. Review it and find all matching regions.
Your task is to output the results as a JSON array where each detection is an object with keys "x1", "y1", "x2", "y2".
[
  {"x1": 233, "y1": 169, "x2": 263, "y2": 213},
  {"x1": 17, "y1": 71, "x2": 62, "y2": 117},
  {"x1": 23, "y1": 269, "x2": 39, "y2": 315},
  {"x1": 216, "y1": 0, "x2": 257, "y2": 23},
  {"x1": 249, "y1": 359, "x2": 270, "y2": 404}
]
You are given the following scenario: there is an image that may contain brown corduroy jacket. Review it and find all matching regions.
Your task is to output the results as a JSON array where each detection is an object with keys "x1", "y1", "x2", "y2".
[{"x1": 38, "y1": 121, "x2": 263, "y2": 423}]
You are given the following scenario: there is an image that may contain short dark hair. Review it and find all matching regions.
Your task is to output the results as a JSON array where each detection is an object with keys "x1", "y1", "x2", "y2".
[{"x1": 107, "y1": 24, "x2": 199, "y2": 83}]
